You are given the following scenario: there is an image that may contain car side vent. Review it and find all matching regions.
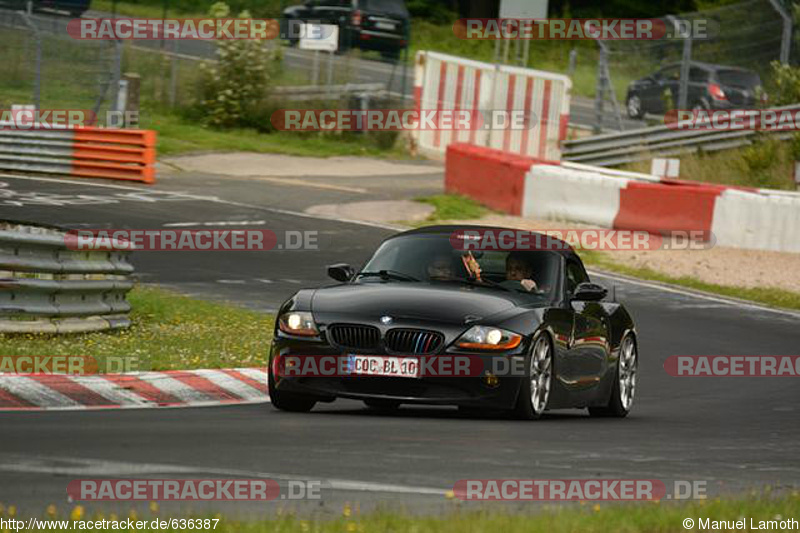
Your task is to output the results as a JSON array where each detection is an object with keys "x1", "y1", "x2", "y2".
[
  {"x1": 328, "y1": 324, "x2": 381, "y2": 351},
  {"x1": 385, "y1": 328, "x2": 443, "y2": 355}
]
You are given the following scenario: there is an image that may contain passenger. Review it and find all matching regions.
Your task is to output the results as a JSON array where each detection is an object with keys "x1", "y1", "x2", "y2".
[{"x1": 503, "y1": 252, "x2": 537, "y2": 292}]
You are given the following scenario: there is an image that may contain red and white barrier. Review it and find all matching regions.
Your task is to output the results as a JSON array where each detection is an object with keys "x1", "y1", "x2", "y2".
[
  {"x1": 414, "y1": 51, "x2": 571, "y2": 162},
  {"x1": 446, "y1": 143, "x2": 800, "y2": 253},
  {"x1": 0, "y1": 368, "x2": 267, "y2": 410}
]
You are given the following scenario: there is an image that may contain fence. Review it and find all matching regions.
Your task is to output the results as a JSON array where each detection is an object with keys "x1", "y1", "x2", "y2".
[
  {"x1": 596, "y1": 0, "x2": 793, "y2": 132},
  {"x1": 414, "y1": 50, "x2": 572, "y2": 161},
  {"x1": 0, "y1": 9, "x2": 121, "y2": 119},
  {"x1": 0, "y1": 221, "x2": 135, "y2": 333}
]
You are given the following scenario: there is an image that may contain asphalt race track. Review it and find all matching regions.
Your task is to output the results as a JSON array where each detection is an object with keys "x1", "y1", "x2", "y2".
[{"x1": 1, "y1": 174, "x2": 799, "y2": 518}]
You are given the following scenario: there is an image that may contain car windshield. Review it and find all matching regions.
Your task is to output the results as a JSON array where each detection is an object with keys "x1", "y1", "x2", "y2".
[
  {"x1": 358, "y1": 234, "x2": 561, "y2": 302},
  {"x1": 716, "y1": 69, "x2": 761, "y2": 88},
  {"x1": 361, "y1": 0, "x2": 409, "y2": 16}
]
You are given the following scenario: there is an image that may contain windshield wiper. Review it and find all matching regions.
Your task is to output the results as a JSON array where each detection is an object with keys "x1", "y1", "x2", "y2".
[{"x1": 357, "y1": 270, "x2": 420, "y2": 282}]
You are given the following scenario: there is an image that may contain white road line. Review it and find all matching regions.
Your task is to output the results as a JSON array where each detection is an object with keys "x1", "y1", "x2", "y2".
[
  {"x1": 68, "y1": 376, "x2": 156, "y2": 407},
  {"x1": 135, "y1": 373, "x2": 217, "y2": 404},
  {"x1": 0, "y1": 455, "x2": 448, "y2": 496},
  {"x1": 163, "y1": 220, "x2": 267, "y2": 227},
  {"x1": 192, "y1": 369, "x2": 265, "y2": 401},
  {"x1": 0, "y1": 376, "x2": 83, "y2": 408},
  {"x1": 589, "y1": 270, "x2": 800, "y2": 319}
]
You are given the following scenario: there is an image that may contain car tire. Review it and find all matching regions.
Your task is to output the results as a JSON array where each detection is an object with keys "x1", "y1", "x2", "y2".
[
  {"x1": 364, "y1": 399, "x2": 400, "y2": 411},
  {"x1": 626, "y1": 94, "x2": 644, "y2": 119},
  {"x1": 268, "y1": 360, "x2": 317, "y2": 412},
  {"x1": 589, "y1": 334, "x2": 637, "y2": 418},
  {"x1": 513, "y1": 333, "x2": 553, "y2": 420}
]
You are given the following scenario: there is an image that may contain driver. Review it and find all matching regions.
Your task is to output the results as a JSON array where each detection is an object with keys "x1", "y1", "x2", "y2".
[
  {"x1": 426, "y1": 253, "x2": 455, "y2": 280},
  {"x1": 502, "y1": 252, "x2": 538, "y2": 292}
]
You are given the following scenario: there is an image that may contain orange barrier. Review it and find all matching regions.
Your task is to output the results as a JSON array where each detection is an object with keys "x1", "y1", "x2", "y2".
[
  {"x1": 72, "y1": 128, "x2": 156, "y2": 184},
  {"x1": 0, "y1": 125, "x2": 156, "y2": 184}
]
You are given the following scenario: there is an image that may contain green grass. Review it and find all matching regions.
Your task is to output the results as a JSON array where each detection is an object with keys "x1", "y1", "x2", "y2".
[
  {"x1": 0, "y1": 286, "x2": 273, "y2": 371},
  {"x1": 622, "y1": 137, "x2": 800, "y2": 191},
  {"x1": 414, "y1": 194, "x2": 492, "y2": 224},
  {"x1": 14, "y1": 492, "x2": 800, "y2": 532},
  {"x1": 145, "y1": 112, "x2": 409, "y2": 158}
]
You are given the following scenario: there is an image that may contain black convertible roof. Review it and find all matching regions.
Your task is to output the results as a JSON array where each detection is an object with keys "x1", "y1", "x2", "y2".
[{"x1": 389, "y1": 225, "x2": 580, "y2": 259}]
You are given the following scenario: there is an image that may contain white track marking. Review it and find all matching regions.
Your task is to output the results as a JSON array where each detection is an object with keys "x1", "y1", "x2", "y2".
[
  {"x1": 0, "y1": 455, "x2": 448, "y2": 496},
  {"x1": 163, "y1": 220, "x2": 267, "y2": 227},
  {"x1": 4, "y1": 173, "x2": 798, "y2": 317},
  {"x1": 589, "y1": 270, "x2": 800, "y2": 319},
  {"x1": 235, "y1": 368, "x2": 268, "y2": 385},
  {"x1": 68, "y1": 376, "x2": 155, "y2": 407},
  {"x1": 192, "y1": 369, "x2": 265, "y2": 401},
  {"x1": 0, "y1": 376, "x2": 82, "y2": 408},
  {"x1": 134, "y1": 373, "x2": 217, "y2": 404}
]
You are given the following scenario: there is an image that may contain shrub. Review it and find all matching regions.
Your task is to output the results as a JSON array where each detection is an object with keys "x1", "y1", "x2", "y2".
[{"x1": 196, "y1": 2, "x2": 282, "y2": 129}]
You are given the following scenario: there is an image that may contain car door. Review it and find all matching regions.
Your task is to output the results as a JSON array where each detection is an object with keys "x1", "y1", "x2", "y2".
[{"x1": 563, "y1": 259, "x2": 610, "y2": 404}]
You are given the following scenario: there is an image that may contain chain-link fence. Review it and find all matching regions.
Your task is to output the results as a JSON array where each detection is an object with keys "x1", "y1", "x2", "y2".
[
  {"x1": 0, "y1": 8, "x2": 121, "y2": 120},
  {"x1": 596, "y1": 0, "x2": 792, "y2": 131}
]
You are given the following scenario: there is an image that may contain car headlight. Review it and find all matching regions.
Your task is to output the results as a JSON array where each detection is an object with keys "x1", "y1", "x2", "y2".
[
  {"x1": 455, "y1": 325, "x2": 522, "y2": 351},
  {"x1": 278, "y1": 311, "x2": 318, "y2": 336}
]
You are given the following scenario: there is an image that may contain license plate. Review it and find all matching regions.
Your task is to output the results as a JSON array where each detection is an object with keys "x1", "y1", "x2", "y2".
[
  {"x1": 346, "y1": 355, "x2": 419, "y2": 378},
  {"x1": 375, "y1": 22, "x2": 396, "y2": 31}
]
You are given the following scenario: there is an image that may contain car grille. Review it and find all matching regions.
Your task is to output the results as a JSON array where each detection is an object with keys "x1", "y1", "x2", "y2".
[
  {"x1": 328, "y1": 324, "x2": 380, "y2": 351},
  {"x1": 385, "y1": 328, "x2": 443, "y2": 355}
]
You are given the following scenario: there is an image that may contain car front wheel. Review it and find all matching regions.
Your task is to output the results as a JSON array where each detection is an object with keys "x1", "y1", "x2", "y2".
[
  {"x1": 589, "y1": 334, "x2": 637, "y2": 418},
  {"x1": 268, "y1": 361, "x2": 317, "y2": 412}
]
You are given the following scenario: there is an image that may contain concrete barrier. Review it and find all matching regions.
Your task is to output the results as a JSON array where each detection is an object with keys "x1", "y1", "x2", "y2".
[{"x1": 446, "y1": 143, "x2": 800, "y2": 253}]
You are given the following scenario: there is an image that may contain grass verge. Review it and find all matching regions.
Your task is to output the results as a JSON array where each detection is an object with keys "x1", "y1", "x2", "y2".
[
  {"x1": 17, "y1": 493, "x2": 800, "y2": 532},
  {"x1": 146, "y1": 112, "x2": 410, "y2": 158},
  {"x1": 412, "y1": 194, "x2": 492, "y2": 225},
  {"x1": 0, "y1": 286, "x2": 273, "y2": 371}
]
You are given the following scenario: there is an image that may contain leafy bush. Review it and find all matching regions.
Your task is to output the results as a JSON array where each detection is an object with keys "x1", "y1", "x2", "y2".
[
  {"x1": 196, "y1": 2, "x2": 282, "y2": 129},
  {"x1": 769, "y1": 61, "x2": 800, "y2": 106}
]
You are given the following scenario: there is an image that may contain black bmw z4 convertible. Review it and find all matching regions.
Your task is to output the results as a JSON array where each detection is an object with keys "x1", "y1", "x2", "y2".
[{"x1": 268, "y1": 225, "x2": 638, "y2": 420}]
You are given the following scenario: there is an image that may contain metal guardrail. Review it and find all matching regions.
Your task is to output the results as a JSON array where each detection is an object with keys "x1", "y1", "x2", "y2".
[
  {"x1": 0, "y1": 221, "x2": 135, "y2": 333},
  {"x1": 563, "y1": 104, "x2": 800, "y2": 167},
  {"x1": 0, "y1": 124, "x2": 156, "y2": 183},
  {"x1": 271, "y1": 83, "x2": 387, "y2": 101}
]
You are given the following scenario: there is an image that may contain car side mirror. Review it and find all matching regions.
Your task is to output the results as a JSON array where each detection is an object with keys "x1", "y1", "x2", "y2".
[
  {"x1": 328, "y1": 263, "x2": 354, "y2": 282},
  {"x1": 572, "y1": 282, "x2": 607, "y2": 302}
]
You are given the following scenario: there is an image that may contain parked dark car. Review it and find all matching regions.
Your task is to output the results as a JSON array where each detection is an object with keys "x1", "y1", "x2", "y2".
[
  {"x1": 281, "y1": 0, "x2": 409, "y2": 61},
  {"x1": 0, "y1": 0, "x2": 90, "y2": 16},
  {"x1": 625, "y1": 61, "x2": 765, "y2": 119},
  {"x1": 269, "y1": 226, "x2": 639, "y2": 420}
]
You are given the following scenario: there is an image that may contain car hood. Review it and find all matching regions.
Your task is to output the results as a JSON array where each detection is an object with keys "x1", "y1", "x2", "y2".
[{"x1": 311, "y1": 282, "x2": 534, "y2": 327}]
